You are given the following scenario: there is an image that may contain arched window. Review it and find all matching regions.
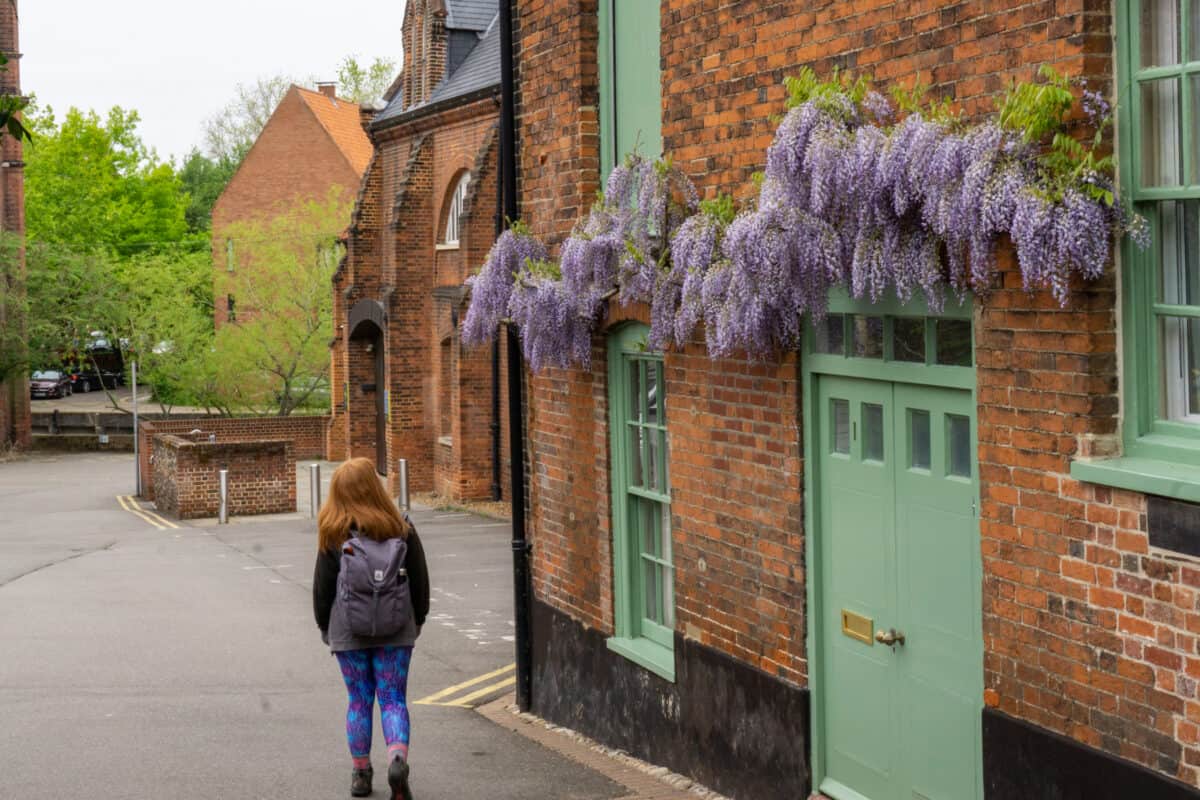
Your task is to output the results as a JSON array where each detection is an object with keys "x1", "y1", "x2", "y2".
[{"x1": 442, "y1": 172, "x2": 470, "y2": 246}]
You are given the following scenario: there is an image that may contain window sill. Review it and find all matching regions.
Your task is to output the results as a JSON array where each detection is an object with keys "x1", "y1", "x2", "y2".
[
  {"x1": 606, "y1": 635, "x2": 675, "y2": 682},
  {"x1": 435, "y1": 243, "x2": 460, "y2": 252},
  {"x1": 1071, "y1": 456, "x2": 1200, "y2": 503},
  {"x1": 438, "y1": 435, "x2": 453, "y2": 448}
]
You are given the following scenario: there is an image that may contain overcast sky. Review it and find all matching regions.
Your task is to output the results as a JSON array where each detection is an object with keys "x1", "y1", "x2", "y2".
[{"x1": 21, "y1": 0, "x2": 407, "y2": 164}]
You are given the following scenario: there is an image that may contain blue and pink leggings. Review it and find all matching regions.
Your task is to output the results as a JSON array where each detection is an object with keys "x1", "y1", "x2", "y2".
[{"x1": 335, "y1": 646, "x2": 414, "y2": 768}]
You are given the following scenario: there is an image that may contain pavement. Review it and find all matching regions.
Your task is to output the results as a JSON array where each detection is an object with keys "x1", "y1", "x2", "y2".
[{"x1": 0, "y1": 452, "x2": 685, "y2": 799}]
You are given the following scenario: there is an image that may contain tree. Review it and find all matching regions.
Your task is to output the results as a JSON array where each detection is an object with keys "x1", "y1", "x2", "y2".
[
  {"x1": 202, "y1": 75, "x2": 294, "y2": 166},
  {"x1": 178, "y1": 148, "x2": 237, "y2": 233},
  {"x1": 24, "y1": 105, "x2": 195, "y2": 255},
  {"x1": 213, "y1": 189, "x2": 351, "y2": 415},
  {"x1": 336, "y1": 56, "x2": 397, "y2": 105}
]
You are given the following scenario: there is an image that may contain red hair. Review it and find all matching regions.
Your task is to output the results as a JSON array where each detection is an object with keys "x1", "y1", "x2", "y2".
[{"x1": 317, "y1": 457, "x2": 411, "y2": 552}]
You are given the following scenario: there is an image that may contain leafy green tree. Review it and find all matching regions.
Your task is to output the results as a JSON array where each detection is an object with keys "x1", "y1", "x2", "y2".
[
  {"x1": 202, "y1": 75, "x2": 295, "y2": 166},
  {"x1": 24, "y1": 105, "x2": 194, "y2": 255},
  {"x1": 177, "y1": 148, "x2": 237, "y2": 233},
  {"x1": 213, "y1": 189, "x2": 351, "y2": 415},
  {"x1": 336, "y1": 56, "x2": 397, "y2": 105}
]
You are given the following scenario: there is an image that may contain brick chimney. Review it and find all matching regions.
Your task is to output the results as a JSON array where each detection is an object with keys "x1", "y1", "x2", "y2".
[{"x1": 316, "y1": 82, "x2": 337, "y2": 100}]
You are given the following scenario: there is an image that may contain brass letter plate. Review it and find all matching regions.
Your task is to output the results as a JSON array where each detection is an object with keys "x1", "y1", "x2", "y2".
[{"x1": 841, "y1": 609, "x2": 874, "y2": 645}]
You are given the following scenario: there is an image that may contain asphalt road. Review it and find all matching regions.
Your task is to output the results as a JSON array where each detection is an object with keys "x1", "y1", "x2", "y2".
[{"x1": 0, "y1": 453, "x2": 625, "y2": 800}]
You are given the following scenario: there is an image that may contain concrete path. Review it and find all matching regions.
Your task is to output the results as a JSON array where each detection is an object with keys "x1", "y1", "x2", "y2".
[{"x1": 0, "y1": 452, "x2": 629, "y2": 799}]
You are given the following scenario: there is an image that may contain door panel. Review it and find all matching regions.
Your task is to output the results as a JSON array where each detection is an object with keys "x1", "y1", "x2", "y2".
[
  {"x1": 893, "y1": 384, "x2": 981, "y2": 800},
  {"x1": 818, "y1": 376, "x2": 981, "y2": 800},
  {"x1": 818, "y1": 376, "x2": 897, "y2": 799}
]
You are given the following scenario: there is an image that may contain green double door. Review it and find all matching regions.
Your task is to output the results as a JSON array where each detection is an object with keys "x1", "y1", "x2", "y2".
[{"x1": 816, "y1": 375, "x2": 982, "y2": 800}]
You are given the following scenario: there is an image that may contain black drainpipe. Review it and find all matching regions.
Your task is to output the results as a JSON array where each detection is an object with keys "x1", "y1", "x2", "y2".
[
  {"x1": 490, "y1": 100, "x2": 503, "y2": 503},
  {"x1": 500, "y1": 0, "x2": 533, "y2": 713}
]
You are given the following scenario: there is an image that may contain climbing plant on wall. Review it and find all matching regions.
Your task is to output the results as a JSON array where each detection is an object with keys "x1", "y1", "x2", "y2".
[{"x1": 463, "y1": 66, "x2": 1148, "y2": 372}]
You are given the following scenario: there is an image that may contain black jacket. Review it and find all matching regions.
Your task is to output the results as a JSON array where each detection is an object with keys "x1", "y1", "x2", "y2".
[{"x1": 312, "y1": 527, "x2": 431, "y2": 636}]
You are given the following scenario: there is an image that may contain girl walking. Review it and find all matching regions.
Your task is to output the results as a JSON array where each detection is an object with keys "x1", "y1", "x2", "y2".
[{"x1": 313, "y1": 457, "x2": 430, "y2": 799}]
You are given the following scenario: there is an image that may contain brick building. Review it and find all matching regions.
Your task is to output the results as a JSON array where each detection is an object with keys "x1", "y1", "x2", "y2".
[
  {"x1": 330, "y1": 0, "x2": 510, "y2": 502},
  {"x1": 0, "y1": 0, "x2": 27, "y2": 450},
  {"x1": 212, "y1": 83, "x2": 371, "y2": 328},
  {"x1": 498, "y1": 2, "x2": 1200, "y2": 799}
]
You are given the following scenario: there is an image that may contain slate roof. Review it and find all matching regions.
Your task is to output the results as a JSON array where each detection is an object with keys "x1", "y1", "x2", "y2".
[
  {"x1": 445, "y1": 0, "x2": 496, "y2": 32},
  {"x1": 428, "y1": 19, "x2": 500, "y2": 104},
  {"x1": 295, "y1": 86, "x2": 373, "y2": 175},
  {"x1": 373, "y1": 9, "x2": 500, "y2": 127}
]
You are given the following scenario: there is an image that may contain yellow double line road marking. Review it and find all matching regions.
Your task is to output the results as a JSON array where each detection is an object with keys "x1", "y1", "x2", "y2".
[
  {"x1": 413, "y1": 663, "x2": 516, "y2": 708},
  {"x1": 115, "y1": 495, "x2": 180, "y2": 530}
]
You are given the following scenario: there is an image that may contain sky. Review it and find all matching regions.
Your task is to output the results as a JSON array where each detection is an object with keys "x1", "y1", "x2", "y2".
[{"x1": 21, "y1": 0, "x2": 408, "y2": 164}]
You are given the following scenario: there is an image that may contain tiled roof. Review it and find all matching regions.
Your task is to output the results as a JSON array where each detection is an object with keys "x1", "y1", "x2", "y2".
[
  {"x1": 445, "y1": 0, "x2": 496, "y2": 32},
  {"x1": 295, "y1": 86, "x2": 373, "y2": 175}
]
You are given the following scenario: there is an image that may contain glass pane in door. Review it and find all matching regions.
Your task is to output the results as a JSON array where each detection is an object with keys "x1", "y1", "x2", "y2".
[
  {"x1": 863, "y1": 403, "x2": 885, "y2": 461},
  {"x1": 909, "y1": 409, "x2": 931, "y2": 470}
]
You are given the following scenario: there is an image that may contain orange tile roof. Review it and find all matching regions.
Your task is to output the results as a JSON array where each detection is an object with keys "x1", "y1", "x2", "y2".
[{"x1": 295, "y1": 86, "x2": 373, "y2": 176}]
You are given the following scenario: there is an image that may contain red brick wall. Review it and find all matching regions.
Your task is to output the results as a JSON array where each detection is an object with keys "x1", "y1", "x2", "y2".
[
  {"x1": 0, "y1": 0, "x2": 28, "y2": 450},
  {"x1": 514, "y1": 0, "x2": 1198, "y2": 785},
  {"x1": 152, "y1": 434, "x2": 295, "y2": 519},
  {"x1": 138, "y1": 415, "x2": 329, "y2": 501}
]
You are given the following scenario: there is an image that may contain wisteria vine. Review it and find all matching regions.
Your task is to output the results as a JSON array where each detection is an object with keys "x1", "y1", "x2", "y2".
[{"x1": 462, "y1": 67, "x2": 1148, "y2": 371}]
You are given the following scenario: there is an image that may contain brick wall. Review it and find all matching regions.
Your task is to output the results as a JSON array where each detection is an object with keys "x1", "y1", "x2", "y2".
[
  {"x1": 0, "y1": 0, "x2": 28, "y2": 450},
  {"x1": 152, "y1": 433, "x2": 295, "y2": 519},
  {"x1": 138, "y1": 415, "x2": 329, "y2": 501},
  {"x1": 514, "y1": 0, "x2": 1199, "y2": 787}
]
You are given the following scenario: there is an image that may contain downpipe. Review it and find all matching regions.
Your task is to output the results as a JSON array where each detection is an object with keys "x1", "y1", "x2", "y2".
[{"x1": 500, "y1": 0, "x2": 532, "y2": 713}]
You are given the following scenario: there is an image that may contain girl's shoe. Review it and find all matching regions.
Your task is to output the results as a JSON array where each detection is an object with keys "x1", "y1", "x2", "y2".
[
  {"x1": 351, "y1": 765, "x2": 374, "y2": 797},
  {"x1": 388, "y1": 757, "x2": 413, "y2": 800}
]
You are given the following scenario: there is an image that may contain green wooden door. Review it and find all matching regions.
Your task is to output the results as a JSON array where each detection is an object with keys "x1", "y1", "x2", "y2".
[{"x1": 817, "y1": 375, "x2": 982, "y2": 800}]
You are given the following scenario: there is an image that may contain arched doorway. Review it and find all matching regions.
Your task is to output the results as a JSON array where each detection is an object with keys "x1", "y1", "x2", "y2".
[{"x1": 348, "y1": 299, "x2": 388, "y2": 476}]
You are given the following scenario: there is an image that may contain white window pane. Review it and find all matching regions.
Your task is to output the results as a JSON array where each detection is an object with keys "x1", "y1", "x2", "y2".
[
  {"x1": 814, "y1": 314, "x2": 846, "y2": 354},
  {"x1": 643, "y1": 558, "x2": 660, "y2": 623},
  {"x1": 1141, "y1": 0, "x2": 1181, "y2": 67},
  {"x1": 1160, "y1": 316, "x2": 1200, "y2": 420},
  {"x1": 646, "y1": 360, "x2": 658, "y2": 425},
  {"x1": 1192, "y1": 0, "x2": 1200, "y2": 60},
  {"x1": 1193, "y1": 76, "x2": 1200, "y2": 185},
  {"x1": 947, "y1": 414, "x2": 972, "y2": 478},
  {"x1": 1141, "y1": 78, "x2": 1182, "y2": 187},
  {"x1": 1158, "y1": 200, "x2": 1200, "y2": 306},
  {"x1": 852, "y1": 315, "x2": 884, "y2": 358}
]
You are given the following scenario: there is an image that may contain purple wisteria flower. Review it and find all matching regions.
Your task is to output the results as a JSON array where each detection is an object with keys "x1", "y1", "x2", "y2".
[{"x1": 461, "y1": 226, "x2": 548, "y2": 347}]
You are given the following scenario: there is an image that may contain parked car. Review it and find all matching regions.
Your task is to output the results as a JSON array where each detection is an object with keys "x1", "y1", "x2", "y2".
[
  {"x1": 63, "y1": 333, "x2": 126, "y2": 393},
  {"x1": 30, "y1": 370, "x2": 72, "y2": 399}
]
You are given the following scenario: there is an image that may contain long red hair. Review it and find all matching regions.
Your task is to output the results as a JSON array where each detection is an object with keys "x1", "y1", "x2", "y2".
[{"x1": 317, "y1": 457, "x2": 411, "y2": 551}]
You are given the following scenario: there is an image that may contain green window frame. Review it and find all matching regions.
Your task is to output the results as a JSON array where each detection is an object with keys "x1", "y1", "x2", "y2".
[
  {"x1": 1074, "y1": 0, "x2": 1200, "y2": 500},
  {"x1": 606, "y1": 323, "x2": 674, "y2": 681},
  {"x1": 598, "y1": 0, "x2": 664, "y2": 178}
]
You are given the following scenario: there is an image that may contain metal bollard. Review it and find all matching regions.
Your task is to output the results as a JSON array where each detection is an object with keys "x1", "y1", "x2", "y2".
[
  {"x1": 218, "y1": 469, "x2": 229, "y2": 525},
  {"x1": 310, "y1": 463, "x2": 321, "y2": 518},
  {"x1": 397, "y1": 458, "x2": 410, "y2": 511}
]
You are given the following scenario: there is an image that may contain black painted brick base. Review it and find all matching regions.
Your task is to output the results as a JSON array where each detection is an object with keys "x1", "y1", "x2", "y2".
[
  {"x1": 983, "y1": 708, "x2": 1199, "y2": 799},
  {"x1": 529, "y1": 598, "x2": 811, "y2": 800}
]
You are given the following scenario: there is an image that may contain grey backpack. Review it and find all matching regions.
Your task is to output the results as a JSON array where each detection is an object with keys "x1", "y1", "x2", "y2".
[{"x1": 337, "y1": 532, "x2": 411, "y2": 638}]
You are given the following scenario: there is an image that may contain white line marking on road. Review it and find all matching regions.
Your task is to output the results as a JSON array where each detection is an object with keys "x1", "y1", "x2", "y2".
[{"x1": 433, "y1": 513, "x2": 470, "y2": 519}]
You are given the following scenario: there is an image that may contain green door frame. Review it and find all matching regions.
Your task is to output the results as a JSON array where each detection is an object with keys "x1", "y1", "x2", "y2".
[{"x1": 801, "y1": 290, "x2": 984, "y2": 798}]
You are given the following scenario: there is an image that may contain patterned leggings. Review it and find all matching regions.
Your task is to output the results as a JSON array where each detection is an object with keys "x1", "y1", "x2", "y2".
[{"x1": 335, "y1": 646, "x2": 414, "y2": 764}]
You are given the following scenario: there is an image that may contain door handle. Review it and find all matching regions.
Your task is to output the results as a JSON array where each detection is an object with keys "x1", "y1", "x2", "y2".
[{"x1": 875, "y1": 628, "x2": 906, "y2": 646}]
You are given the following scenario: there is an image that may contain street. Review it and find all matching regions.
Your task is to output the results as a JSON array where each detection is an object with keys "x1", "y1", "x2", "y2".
[{"x1": 0, "y1": 453, "x2": 627, "y2": 799}]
